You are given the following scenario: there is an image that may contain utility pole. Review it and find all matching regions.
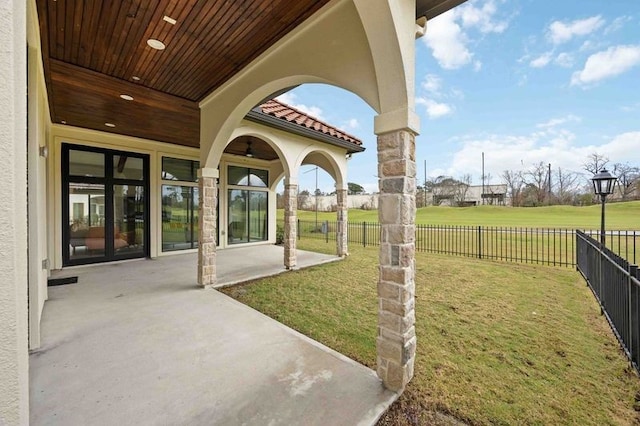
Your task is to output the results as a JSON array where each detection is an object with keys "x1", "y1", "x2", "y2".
[
  {"x1": 303, "y1": 166, "x2": 319, "y2": 229},
  {"x1": 482, "y1": 152, "x2": 485, "y2": 205},
  {"x1": 548, "y1": 163, "x2": 552, "y2": 205}
]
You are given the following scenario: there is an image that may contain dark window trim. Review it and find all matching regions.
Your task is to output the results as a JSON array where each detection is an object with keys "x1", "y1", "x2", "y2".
[{"x1": 62, "y1": 143, "x2": 150, "y2": 266}]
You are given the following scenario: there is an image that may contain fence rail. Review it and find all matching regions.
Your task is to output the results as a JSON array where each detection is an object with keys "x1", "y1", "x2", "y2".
[
  {"x1": 576, "y1": 230, "x2": 640, "y2": 372},
  {"x1": 288, "y1": 219, "x2": 639, "y2": 267}
]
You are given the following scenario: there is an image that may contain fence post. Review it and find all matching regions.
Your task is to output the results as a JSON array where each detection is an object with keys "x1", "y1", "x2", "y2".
[
  {"x1": 297, "y1": 219, "x2": 300, "y2": 240},
  {"x1": 325, "y1": 220, "x2": 329, "y2": 243},
  {"x1": 363, "y1": 221, "x2": 367, "y2": 247},
  {"x1": 477, "y1": 225, "x2": 482, "y2": 259}
]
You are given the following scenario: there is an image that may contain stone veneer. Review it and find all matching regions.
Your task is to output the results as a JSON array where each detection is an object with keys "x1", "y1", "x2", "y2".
[
  {"x1": 336, "y1": 189, "x2": 348, "y2": 256},
  {"x1": 198, "y1": 170, "x2": 218, "y2": 287},
  {"x1": 283, "y1": 183, "x2": 297, "y2": 269},
  {"x1": 375, "y1": 129, "x2": 417, "y2": 391}
]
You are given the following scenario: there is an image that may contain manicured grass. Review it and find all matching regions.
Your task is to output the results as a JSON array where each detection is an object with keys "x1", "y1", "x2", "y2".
[
  {"x1": 280, "y1": 200, "x2": 640, "y2": 229},
  {"x1": 223, "y1": 239, "x2": 640, "y2": 425}
]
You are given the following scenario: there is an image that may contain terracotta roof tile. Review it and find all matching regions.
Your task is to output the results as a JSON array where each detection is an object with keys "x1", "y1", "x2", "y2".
[{"x1": 257, "y1": 99, "x2": 363, "y2": 147}]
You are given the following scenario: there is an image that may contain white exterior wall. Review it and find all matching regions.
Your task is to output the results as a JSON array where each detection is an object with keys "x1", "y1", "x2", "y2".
[
  {"x1": 49, "y1": 119, "x2": 350, "y2": 264},
  {"x1": 27, "y1": 0, "x2": 52, "y2": 349},
  {"x1": 0, "y1": 0, "x2": 29, "y2": 423},
  {"x1": 49, "y1": 125, "x2": 200, "y2": 269},
  {"x1": 300, "y1": 194, "x2": 378, "y2": 211}
]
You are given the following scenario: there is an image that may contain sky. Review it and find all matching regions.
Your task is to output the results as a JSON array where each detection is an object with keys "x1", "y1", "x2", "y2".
[{"x1": 277, "y1": 0, "x2": 640, "y2": 195}]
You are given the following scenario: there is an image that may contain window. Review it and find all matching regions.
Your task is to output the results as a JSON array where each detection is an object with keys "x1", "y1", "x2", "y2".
[
  {"x1": 228, "y1": 166, "x2": 268, "y2": 187},
  {"x1": 161, "y1": 157, "x2": 201, "y2": 251},
  {"x1": 162, "y1": 157, "x2": 199, "y2": 182},
  {"x1": 227, "y1": 165, "x2": 268, "y2": 245}
]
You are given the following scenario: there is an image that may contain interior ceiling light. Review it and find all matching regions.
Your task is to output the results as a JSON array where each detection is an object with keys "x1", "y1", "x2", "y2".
[
  {"x1": 147, "y1": 39, "x2": 166, "y2": 50},
  {"x1": 163, "y1": 15, "x2": 177, "y2": 25},
  {"x1": 131, "y1": 76, "x2": 141, "y2": 81},
  {"x1": 120, "y1": 94, "x2": 134, "y2": 101},
  {"x1": 105, "y1": 123, "x2": 116, "y2": 128},
  {"x1": 245, "y1": 141, "x2": 254, "y2": 158}
]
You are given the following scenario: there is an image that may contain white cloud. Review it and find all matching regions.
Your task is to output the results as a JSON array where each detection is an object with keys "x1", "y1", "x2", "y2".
[
  {"x1": 416, "y1": 97, "x2": 453, "y2": 119},
  {"x1": 571, "y1": 45, "x2": 640, "y2": 86},
  {"x1": 547, "y1": 15, "x2": 605, "y2": 45},
  {"x1": 275, "y1": 92, "x2": 325, "y2": 120},
  {"x1": 554, "y1": 52, "x2": 574, "y2": 68},
  {"x1": 604, "y1": 16, "x2": 632, "y2": 35},
  {"x1": 345, "y1": 118, "x2": 359, "y2": 129},
  {"x1": 530, "y1": 52, "x2": 553, "y2": 68},
  {"x1": 442, "y1": 131, "x2": 640, "y2": 180},
  {"x1": 423, "y1": 0, "x2": 511, "y2": 70},
  {"x1": 536, "y1": 114, "x2": 581, "y2": 129},
  {"x1": 423, "y1": 11, "x2": 473, "y2": 69},
  {"x1": 458, "y1": 0, "x2": 509, "y2": 34},
  {"x1": 422, "y1": 74, "x2": 443, "y2": 94}
]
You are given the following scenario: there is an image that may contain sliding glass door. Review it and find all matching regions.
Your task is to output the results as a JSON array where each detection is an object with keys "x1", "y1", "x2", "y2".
[
  {"x1": 227, "y1": 165, "x2": 269, "y2": 245},
  {"x1": 62, "y1": 144, "x2": 149, "y2": 266}
]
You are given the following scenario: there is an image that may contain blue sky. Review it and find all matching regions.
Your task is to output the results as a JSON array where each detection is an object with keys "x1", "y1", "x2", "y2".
[{"x1": 278, "y1": 0, "x2": 640, "y2": 194}]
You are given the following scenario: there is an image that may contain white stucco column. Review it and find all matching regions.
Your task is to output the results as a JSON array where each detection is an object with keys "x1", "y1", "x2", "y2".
[
  {"x1": 283, "y1": 179, "x2": 297, "y2": 269},
  {"x1": 198, "y1": 168, "x2": 218, "y2": 288},
  {"x1": 336, "y1": 188, "x2": 348, "y2": 256},
  {"x1": 0, "y1": 0, "x2": 29, "y2": 423}
]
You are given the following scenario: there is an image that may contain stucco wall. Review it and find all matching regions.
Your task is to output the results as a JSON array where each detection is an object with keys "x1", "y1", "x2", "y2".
[
  {"x1": 27, "y1": 17, "x2": 52, "y2": 348},
  {"x1": 0, "y1": 0, "x2": 29, "y2": 423}
]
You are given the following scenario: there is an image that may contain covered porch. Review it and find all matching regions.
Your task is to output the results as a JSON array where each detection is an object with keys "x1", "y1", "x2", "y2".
[{"x1": 31, "y1": 247, "x2": 396, "y2": 425}]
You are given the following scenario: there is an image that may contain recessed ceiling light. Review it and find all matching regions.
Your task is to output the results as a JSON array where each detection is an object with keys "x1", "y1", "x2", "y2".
[
  {"x1": 105, "y1": 123, "x2": 116, "y2": 128},
  {"x1": 132, "y1": 76, "x2": 141, "y2": 81},
  {"x1": 120, "y1": 94, "x2": 134, "y2": 101},
  {"x1": 147, "y1": 39, "x2": 166, "y2": 50},
  {"x1": 163, "y1": 15, "x2": 177, "y2": 25}
]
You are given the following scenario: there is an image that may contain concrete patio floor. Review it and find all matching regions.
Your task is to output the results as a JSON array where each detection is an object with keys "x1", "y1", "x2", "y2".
[{"x1": 31, "y1": 245, "x2": 396, "y2": 425}]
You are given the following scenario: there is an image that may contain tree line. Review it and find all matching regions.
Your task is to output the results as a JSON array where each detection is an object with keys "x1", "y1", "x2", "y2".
[{"x1": 502, "y1": 153, "x2": 639, "y2": 207}]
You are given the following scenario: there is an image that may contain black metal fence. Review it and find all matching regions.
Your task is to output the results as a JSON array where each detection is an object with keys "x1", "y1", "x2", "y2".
[
  {"x1": 576, "y1": 230, "x2": 640, "y2": 371},
  {"x1": 289, "y1": 219, "x2": 639, "y2": 267}
]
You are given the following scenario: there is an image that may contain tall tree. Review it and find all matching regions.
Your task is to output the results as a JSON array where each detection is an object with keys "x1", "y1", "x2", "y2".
[
  {"x1": 612, "y1": 162, "x2": 640, "y2": 200},
  {"x1": 553, "y1": 167, "x2": 581, "y2": 205},
  {"x1": 347, "y1": 182, "x2": 365, "y2": 195},
  {"x1": 583, "y1": 152, "x2": 609, "y2": 175},
  {"x1": 523, "y1": 162, "x2": 549, "y2": 206},
  {"x1": 502, "y1": 170, "x2": 524, "y2": 206}
]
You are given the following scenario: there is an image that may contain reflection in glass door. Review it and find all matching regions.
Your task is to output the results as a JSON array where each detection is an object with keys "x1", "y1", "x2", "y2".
[
  {"x1": 227, "y1": 190, "x2": 267, "y2": 244},
  {"x1": 63, "y1": 144, "x2": 149, "y2": 266},
  {"x1": 114, "y1": 185, "x2": 146, "y2": 256},
  {"x1": 68, "y1": 183, "x2": 106, "y2": 260}
]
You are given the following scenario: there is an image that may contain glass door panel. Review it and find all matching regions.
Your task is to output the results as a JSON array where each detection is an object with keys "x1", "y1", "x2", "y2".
[
  {"x1": 162, "y1": 185, "x2": 198, "y2": 251},
  {"x1": 228, "y1": 189, "x2": 247, "y2": 244},
  {"x1": 249, "y1": 191, "x2": 267, "y2": 242},
  {"x1": 68, "y1": 183, "x2": 106, "y2": 261},
  {"x1": 113, "y1": 184, "x2": 146, "y2": 256}
]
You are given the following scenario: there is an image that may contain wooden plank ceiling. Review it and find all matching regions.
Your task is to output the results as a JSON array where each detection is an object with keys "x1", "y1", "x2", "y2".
[{"x1": 36, "y1": 0, "x2": 464, "y2": 148}]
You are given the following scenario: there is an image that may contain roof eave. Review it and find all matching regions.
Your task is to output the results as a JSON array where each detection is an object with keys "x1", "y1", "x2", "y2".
[{"x1": 245, "y1": 109, "x2": 366, "y2": 154}]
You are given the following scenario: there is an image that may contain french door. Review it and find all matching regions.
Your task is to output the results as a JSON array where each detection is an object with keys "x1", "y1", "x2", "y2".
[{"x1": 62, "y1": 144, "x2": 150, "y2": 266}]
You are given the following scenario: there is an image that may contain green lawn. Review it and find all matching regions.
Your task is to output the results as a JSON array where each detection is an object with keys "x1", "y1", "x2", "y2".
[
  {"x1": 224, "y1": 238, "x2": 640, "y2": 425},
  {"x1": 281, "y1": 200, "x2": 640, "y2": 229}
]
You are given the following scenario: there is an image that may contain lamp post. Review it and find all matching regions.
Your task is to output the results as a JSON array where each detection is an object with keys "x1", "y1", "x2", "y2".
[{"x1": 591, "y1": 168, "x2": 617, "y2": 246}]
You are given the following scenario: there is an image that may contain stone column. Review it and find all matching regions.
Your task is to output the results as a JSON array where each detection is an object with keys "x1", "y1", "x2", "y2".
[
  {"x1": 198, "y1": 168, "x2": 218, "y2": 288},
  {"x1": 336, "y1": 188, "x2": 348, "y2": 256},
  {"x1": 283, "y1": 182, "x2": 297, "y2": 269},
  {"x1": 376, "y1": 129, "x2": 417, "y2": 392}
]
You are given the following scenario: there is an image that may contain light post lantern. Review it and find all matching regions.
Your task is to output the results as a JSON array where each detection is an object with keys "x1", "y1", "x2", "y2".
[{"x1": 591, "y1": 168, "x2": 617, "y2": 245}]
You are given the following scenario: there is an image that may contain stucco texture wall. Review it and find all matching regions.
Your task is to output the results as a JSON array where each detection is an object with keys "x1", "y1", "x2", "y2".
[{"x1": 0, "y1": 0, "x2": 29, "y2": 424}]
